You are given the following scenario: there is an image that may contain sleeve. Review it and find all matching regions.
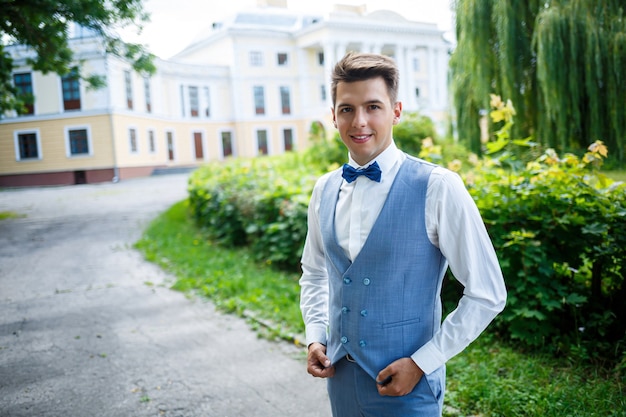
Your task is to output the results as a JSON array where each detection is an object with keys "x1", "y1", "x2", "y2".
[
  {"x1": 299, "y1": 175, "x2": 331, "y2": 346},
  {"x1": 411, "y1": 168, "x2": 507, "y2": 375}
]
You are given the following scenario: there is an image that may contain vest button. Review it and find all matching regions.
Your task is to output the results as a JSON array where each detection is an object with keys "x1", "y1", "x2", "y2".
[
  {"x1": 360, "y1": 309, "x2": 368, "y2": 317},
  {"x1": 359, "y1": 340, "x2": 367, "y2": 347},
  {"x1": 341, "y1": 336, "x2": 348, "y2": 344},
  {"x1": 363, "y1": 278, "x2": 371, "y2": 285},
  {"x1": 343, "y1": 277, "x2": 352, "y2": 285}
]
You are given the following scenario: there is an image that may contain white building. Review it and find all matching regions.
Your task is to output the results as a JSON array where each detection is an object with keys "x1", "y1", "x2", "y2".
[{"x1": 0, "y1": 1, "x2": 451, "y2": 187}]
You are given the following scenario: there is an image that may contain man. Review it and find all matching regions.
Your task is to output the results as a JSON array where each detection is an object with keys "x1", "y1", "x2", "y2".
[{"x1": 299, "y1": 52, "x2": 507, "y2": 416}]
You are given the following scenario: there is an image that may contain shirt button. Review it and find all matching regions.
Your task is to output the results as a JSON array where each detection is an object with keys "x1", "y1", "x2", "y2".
[
  {"x1": 344, "y1": 277, "x2": 352, "y2": 285},
  {"x1": 342, "y1": 306, "x2": 350, "y2": 314},
  {"x1": 363, "y1": 278, "x2": 371, "y2": 286},
  {"x1": 359, "y1": 340, "x2": 367, "y2": 347},
  {"x1": 360, "y1": 309, "x2": 368, "y2": 317},
  {"x1": 341, "y1": 336, "x2": 348, "y2": 344}
]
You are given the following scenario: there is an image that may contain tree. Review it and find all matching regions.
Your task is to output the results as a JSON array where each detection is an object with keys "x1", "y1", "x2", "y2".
[
  {"x1": 1, "y1": 0, "x2": 155, "y2": 114},
  {"x1": 451, "y1": 0, "x2": 626, "y2": 164}
]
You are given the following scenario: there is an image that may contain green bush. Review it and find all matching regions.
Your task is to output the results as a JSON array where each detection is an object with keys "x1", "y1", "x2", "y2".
[
  {"x1": 466, "y1": 143, "x2": 626, "y2": 364},
  {"x1": 463, "y1": 96, "x2": 626, "y2": 365},
  {"x1": 393, "y1": 111, "x2": 438, "y2": 155},
  {"x1": 188, "y1": 152, "x2": 320, "y2": 270}
]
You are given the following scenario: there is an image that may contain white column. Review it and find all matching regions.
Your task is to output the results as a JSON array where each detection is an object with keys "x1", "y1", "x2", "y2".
[{"x1": 427, "y1": 44, "x2": 436, "y2": 112}]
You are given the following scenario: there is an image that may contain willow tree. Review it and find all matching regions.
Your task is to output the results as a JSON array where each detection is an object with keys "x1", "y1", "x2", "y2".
[{"x1": 451, "y1": 0, "x2": 626, "y2": 163}]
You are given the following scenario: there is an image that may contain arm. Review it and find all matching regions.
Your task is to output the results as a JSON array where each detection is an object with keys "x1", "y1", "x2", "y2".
[
  {"x1": 411, "y1": 168, "x2": 507, "y2": 375},
  {"x1": 299, "y1": 176, "x2": 334, "y2": 377}
]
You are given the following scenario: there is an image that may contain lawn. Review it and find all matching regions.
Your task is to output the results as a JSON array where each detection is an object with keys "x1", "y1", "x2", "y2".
[{"x1": 135, "y1": 199, "x2": 625, "y2": 417}]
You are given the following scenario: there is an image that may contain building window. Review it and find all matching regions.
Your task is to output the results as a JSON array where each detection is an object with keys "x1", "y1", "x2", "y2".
[
  {"x1": 221, "y1": 131, "x2": 233, "y2": 158},
  {"x1": 254, "y1": 86, "x2": 265, "y2": 115},
  {"x1": 61, "y1": 69, "x2": 81, "y2": 111},
  {"x1": 15, "y1": 131, "x2": 40, "y2": 160},
  {"x1": 204, "y1": 87, "x2": 210, "y2": 117},
  {"x1": 148, "y1": 130, "x2": 156, "y2": 153},
  {"x1": 189, "y1": 86, "x2": 199, "y2": 117},
  {"x1": 144, "y1": 76, "x2": 152, "y2": 113},
  {"x1": 318, "y1": 52, "x2": 324, "y2": 66},
  {"x1": 320, "y1": 85, "x2": 326, "y2": 101},
  {"x1": 277, "y1": 52, "x2": 288, "y2": 66},
  {"x1": 180, "y1": 85, "x2": 185, "y2": 116},
  {"x1": 124, "y1": 70, "x2": 133, "y2": 110},
  {"x1": 415, "y1": 87, "x2": 420, "y2": 98},
  {"x1": 256, "y1": 129, "x2": 268, "y2": 155},
  {"x1": 250, "y1": 51, "x2": 263, "y2": 66},
  {"x1": 166, "y1": 131, "x2": 175, "y2": 161},
  {"x1": 413, "y1": 57, "x2": 420, "y2": 72},
  {"x1": 129, "y1": 128, "x2": 138, "y2": 153},
  {"x1": 283, "y1": 128, "x2": 294, "y2": 152},
  {"x1": 13, "y1": 73, "x2": 34, "y2": 115},
  {"x1": 280, "y1": 86, "x2": 291, "y2": 115},
  {"x1": 65, "y1": 127, "x2": 91, "y2": 156}
]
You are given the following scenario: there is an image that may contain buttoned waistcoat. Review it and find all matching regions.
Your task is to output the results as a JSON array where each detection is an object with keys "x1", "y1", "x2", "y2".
[{"x1": 320, "y1": 155, "x2": 448, "y2": 380}]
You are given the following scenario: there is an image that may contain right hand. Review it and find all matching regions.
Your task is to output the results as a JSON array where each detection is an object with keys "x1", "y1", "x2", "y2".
[{"x1": 306, "y1": 342, "x2": 335, "y2": 378}]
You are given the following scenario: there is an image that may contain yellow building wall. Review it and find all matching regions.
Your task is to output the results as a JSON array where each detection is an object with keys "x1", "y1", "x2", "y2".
[
  {"x1": 0, "y1": 114, "x2": 114, "y2": 175},
  {"x1": 34, "y1": 72, "x2": 63, "y2": 115},
  {"x1": 109, "y1": 113, "x2": 239, "y2": 167}
]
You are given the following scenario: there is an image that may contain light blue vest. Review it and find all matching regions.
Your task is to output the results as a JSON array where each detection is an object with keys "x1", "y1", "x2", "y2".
[{"x1": 320, "y1": 155, "x2": 448, "y2": 380}]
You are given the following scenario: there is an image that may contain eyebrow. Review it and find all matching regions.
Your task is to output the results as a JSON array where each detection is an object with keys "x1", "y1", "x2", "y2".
[{"x1": 336, "y1": 99, "x2": 385, "y2": 108}]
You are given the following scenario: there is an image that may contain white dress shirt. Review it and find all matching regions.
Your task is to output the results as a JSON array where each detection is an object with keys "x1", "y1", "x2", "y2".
[{"x1": 300, "y1": 141, "x2": 507, "y2": 375}]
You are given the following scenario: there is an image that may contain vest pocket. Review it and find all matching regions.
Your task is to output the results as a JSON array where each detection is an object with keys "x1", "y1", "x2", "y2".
[{"x1": 380, "y1": 317, "x2": 421, "y2": 329}]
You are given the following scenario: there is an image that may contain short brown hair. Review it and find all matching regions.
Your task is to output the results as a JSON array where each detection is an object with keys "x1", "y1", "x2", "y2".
[{"x1": 331, "y1": 52, "x2": 399, "y2": 106}]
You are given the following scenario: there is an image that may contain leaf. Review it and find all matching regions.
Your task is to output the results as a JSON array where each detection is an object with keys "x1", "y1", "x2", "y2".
[{"x1": 486, "y1": 138, "x2": 509, "y2": 154}]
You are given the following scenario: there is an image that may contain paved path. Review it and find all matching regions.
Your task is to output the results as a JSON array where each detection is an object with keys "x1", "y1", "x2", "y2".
[{"x1": 0, "y1": 174, "x2": 330, "y2": 417}]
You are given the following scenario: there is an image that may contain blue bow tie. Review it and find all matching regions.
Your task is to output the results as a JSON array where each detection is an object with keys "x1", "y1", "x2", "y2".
[{"x1": 342, "y1": 161, "x2": 382, "y2": 183}]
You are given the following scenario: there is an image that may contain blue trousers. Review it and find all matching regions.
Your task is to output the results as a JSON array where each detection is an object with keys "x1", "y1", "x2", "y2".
[{"x1": 327, "y1": 357, "x2": 445, "y2": 417}]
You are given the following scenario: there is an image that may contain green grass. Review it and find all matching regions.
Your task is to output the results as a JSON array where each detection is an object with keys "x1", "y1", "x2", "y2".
[
  {"x1": 134, "y1": 199, "x2": 305, "y2": 342},
  {"x1": 136, "y1": 199, "x2": 625, "y2": 417},
  {"x1": 0, "y1": 211, "x2": 25, "y2": 220}
]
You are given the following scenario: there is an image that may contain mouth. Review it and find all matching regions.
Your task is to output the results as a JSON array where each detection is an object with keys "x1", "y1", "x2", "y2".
[{"x1": 350, "y1": 133, "x2": 373, "y2": 143}]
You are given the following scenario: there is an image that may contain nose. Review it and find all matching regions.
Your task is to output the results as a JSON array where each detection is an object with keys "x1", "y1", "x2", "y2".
[{"x1": 352, "y1": 108, "x2": 367, "y2": 128}]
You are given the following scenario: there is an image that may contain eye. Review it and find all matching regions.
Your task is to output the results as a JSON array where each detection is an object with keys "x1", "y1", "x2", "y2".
[
  {"x1": 368, "y1": 104, "x2": 381, "y2": 110},
  {"x1": 339, "y1": 107, "x2": 353, "y2": 113}
]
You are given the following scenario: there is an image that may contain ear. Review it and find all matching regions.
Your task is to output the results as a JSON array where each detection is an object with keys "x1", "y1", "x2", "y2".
[
  {"x1": 392, "y1": 101, "x2": 402, "y2": 125},
  {"x1": 331, "y1": 107, "x2": 337, "y2": 128}
]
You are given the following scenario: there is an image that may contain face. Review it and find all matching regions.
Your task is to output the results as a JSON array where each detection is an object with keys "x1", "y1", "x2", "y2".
[{"x1": 332, "y1": 77, "x2": 402, "y2": 166}]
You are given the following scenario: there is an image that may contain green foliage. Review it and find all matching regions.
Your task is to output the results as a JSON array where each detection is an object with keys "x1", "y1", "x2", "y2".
[
  {"x1": 1, "y1": 0, "x2": 155, "y2": 114},
  {"x1": 464, "y1": 97, "x2": 626, "y2": 364},
  {"x1": 452, "y1": 0, "x2": 626, "y2": 164},
  {"x1": 393, "y1": 111, "x2": 438, "y2": 155},
  {"x1": 187, "y1": 152, "x2": 321, "y2": 270}
]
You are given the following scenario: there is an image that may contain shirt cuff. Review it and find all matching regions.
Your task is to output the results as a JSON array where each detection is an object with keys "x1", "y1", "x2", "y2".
[
  {"x1": 305, "y1": 324, "x2": 328, "y2": 346},
  {"x1": 411, "y1": 341, "x2": 447, "y2": 375}
]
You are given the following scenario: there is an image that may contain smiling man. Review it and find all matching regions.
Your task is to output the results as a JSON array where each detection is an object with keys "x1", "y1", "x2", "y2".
[{"x1": 299, "y1": 52, "x2": 507, "y2": 417}]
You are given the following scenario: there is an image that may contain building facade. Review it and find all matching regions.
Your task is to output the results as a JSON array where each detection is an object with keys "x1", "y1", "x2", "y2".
[{"x1": 0, "y1": 2, "x2": 451, "y2": 187}]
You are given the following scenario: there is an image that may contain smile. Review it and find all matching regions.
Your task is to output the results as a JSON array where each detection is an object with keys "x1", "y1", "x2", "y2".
[{"x1": 350, "y1": 134, "x2": 372, "y2": 143}]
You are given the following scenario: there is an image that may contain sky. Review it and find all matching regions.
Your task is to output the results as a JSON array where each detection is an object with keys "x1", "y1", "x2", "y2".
[{"x1": 126, "y1": 0, "x2": 455, "y2": 59}]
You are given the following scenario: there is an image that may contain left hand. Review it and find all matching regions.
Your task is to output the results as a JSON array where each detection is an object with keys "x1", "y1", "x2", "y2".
[{"x1": 376, "y1": 357, "x2": 424, "y2": 396}]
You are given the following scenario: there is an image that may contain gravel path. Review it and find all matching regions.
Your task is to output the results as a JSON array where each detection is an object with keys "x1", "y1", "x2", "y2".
[{"x1": 0, "y1": 174, "x2": 330, "y2": 417}]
